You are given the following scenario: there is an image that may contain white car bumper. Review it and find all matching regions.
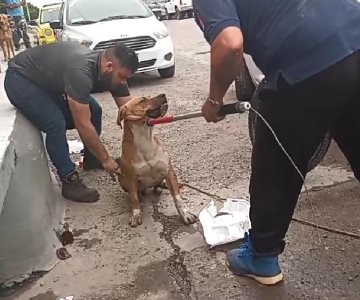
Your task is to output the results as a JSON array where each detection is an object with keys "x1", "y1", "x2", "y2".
[
  {"x1": 179, "y1": 5, "x2": 193, "y2": 12},
  {"x1": 89, "y1": 34, "x2": 175, "y2": 73},
  {"x1": 135, "y1": 35, "x2": 174, "y2": 73}
]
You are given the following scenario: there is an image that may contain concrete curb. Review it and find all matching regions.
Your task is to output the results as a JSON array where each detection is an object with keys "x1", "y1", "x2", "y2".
[{"x1": 0, "y1": 65, "x2": 66, "y2": 287}]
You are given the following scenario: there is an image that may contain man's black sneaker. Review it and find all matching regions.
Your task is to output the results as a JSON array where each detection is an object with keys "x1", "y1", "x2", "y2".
[{"x1": 61, "y1": 171, "x2": 100, "y2": 203}]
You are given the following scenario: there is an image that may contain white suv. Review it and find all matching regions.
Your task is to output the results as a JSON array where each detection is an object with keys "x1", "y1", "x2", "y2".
[
  {"x1": 51, "y1": 0, "x2": 175, "y2": 78},
  {"x1": 163, "y1": 0, "x2": 193, "y2": 20}
]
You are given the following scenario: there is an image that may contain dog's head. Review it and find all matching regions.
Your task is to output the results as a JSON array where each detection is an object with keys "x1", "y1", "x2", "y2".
[
  {"x1": 118, "y1": 94, "x2": 168, "y2": 127},
  {"x1": 0, "y1": 14, "x2": 9, "y2": 26}
]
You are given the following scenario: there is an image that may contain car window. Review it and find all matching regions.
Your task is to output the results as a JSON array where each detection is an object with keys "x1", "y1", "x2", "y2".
[
  {"x1": 66, "y1": 0, "x2": 152, "y2": 25},
  {"x1": 40, "y1": 7, "x2": 61, "y2": 24}
]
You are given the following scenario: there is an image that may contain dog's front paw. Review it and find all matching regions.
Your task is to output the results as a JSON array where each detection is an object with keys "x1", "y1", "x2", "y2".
[
  {"x1": 180, "y1": 209, "x2": 198, "y2": 225},
  {"x1": 129, "y1": 210, "x2": 143, "y2": 227}
]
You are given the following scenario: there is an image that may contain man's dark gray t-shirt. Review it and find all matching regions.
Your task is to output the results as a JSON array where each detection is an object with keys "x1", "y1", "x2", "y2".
[{"x1": 8, "y1": 41, "x2": 130, "y2": 104}]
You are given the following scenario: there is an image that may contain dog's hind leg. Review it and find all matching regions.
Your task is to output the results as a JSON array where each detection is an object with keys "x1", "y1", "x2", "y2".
[{"x1": 165, "y1": 161, "x2": 198, "y2": 225}]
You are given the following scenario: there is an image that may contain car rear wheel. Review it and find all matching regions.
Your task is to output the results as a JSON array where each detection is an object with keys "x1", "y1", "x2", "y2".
[
  {"x1": 158, "y1": 65, "x2": 175, "y2": 78},
  {"x1": 165, "y1": 9, "x2": 171, "y2": 20},
  {"x1": 235, "y1": 59, "x2": 256, "y2": 102},
  {"x1": 176, "y1": 7, "x2": 183, "y2": 20}
]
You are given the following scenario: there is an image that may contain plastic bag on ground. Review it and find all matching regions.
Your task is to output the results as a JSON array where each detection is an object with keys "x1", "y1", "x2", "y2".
[{"x1": 199, "y1": 198, "x2": 251, "y2": 248}]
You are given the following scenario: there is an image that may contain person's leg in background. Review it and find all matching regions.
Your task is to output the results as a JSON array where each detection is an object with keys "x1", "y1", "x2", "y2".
[
  {"x1": 12, "y1": 16, "x2": 31, "y2": 50},
  {"x1": 4, "y1": 68, "x2": 100, "y2": 203},
  {"x1": 55, "y1": 94, "x2": 104, "y2": 170},
  {"x1": 226, "y1": 53, "x2": 359, "y2": 285},
  {"x1": 20, "y1": 23, "x2": 31, "y2": 48},
  {"x1": 12, "y1": 16, "x2": 21, "y2": 51}
]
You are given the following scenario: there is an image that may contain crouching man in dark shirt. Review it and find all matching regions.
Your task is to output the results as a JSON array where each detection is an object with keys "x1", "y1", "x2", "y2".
[
  {"x1": 193, "y1": 0, "x2": 360, "y2": 285},
  {"x1": 4, "y1": 41, "x2": 139, "y2": 203}
]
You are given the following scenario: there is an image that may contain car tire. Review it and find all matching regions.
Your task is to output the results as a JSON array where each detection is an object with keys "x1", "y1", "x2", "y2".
[
  {"x1": 176, "y1": 7, "x2": 183, "y2": 20},
  {"x1": 158, "y1": 64, "x2": 175, "y2": 78},
  {"x1": 248, "y1": 79, "x2": 332, "y2": 172},
  {"x1": 165, "y1": 9, "x2": 171, "y2": 20},
  {"x1": 187, "y1": 10, "x2": 194, "y2": 18},
  {"x1": 235, "y1": 59, "x2": 256, "y2": 102}
]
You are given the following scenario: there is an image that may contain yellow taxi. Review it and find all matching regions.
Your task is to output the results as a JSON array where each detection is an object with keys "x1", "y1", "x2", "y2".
[{"x1": 33, "y1": 3, "x2": 62, "y2": 46}]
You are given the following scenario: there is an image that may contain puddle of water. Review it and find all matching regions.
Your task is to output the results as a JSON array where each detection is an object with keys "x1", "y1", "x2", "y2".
[{"x1": 29, "y1": 290, "x2": 57, "y2": 300}]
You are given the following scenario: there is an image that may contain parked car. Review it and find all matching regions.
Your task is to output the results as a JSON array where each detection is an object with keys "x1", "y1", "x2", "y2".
[
  {"x1": 163, "y1": 0, "x2": 193, "y2": 20},
  {"x1": 29, "y1": 2, "x2": 62, "y2": 46},
  {"x1": 143, "y1": 0, "x2": 166, "y2": 20},
  {"x1": 51, "y1": 0, "x2": 175, "y2": 78}
]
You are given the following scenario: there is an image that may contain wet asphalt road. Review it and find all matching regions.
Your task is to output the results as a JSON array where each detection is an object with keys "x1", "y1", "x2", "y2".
[{"x1": 1, "y1": 18, "x2": 360, "y2": 300}]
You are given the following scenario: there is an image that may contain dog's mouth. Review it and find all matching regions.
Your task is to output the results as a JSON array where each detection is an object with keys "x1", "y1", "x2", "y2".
[{"x1": 146, "y1": 102, "x2": 168, "y2": 119}]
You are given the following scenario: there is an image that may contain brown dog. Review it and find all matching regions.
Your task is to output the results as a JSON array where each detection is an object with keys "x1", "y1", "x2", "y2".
[
  {"x1": 116, "y1": 94, "x2": 198, "y2": 227},
  {"x1": 0, "y1": 14, "x2": 15, "y2": 62}
]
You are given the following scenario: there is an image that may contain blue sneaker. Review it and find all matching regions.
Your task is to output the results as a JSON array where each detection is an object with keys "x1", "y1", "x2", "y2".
[{"x1": 226, "y1": 233, "x2": 283, "y2": 285}]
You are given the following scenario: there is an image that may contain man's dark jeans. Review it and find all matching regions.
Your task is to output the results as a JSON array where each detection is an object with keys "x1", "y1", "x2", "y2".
[
  {"x1": 12, "y1": 16, "x2": 31, "y2": 49},
  {"x1": 4, "y1": 68, "x2": 102, "y2": 178},
  {"x1": 249, "y1": 52, "x2": 359, "y2": 256}
]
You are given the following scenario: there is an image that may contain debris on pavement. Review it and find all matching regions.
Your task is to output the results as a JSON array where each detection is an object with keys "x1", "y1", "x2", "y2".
[
  {"x1": 59, "y1": 296, "x2": 75, "y2": 300},
  {"x1": 199, "y1": 198, "x2": 251, "y2": 248},
  {"x1": 67, "y1": 140, "x2": 83, "y2": 154},
  {"x1": 56, "y1": 247, "x2": 72, "y2": 261},
  {"x1": 56, "y1": 222, "x2": 74, "y2": 246}
]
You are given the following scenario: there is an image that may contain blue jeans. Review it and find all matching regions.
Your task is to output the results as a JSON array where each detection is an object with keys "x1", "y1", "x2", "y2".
[{"x1": 4, "y1": 68, "x2": 102, "y2": 178}]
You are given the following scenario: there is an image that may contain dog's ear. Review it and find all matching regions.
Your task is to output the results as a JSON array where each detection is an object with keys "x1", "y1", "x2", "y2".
[{"x1": 117, "y1": 106, "x2": 127, "y2": 129}]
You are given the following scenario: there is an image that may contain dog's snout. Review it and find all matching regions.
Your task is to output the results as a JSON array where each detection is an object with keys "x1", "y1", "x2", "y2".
[{"x1": 155, "y1": 94, "x2": 167, "y2": 105}]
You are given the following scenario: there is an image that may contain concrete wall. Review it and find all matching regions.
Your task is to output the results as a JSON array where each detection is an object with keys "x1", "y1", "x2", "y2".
[{"x1": 0, "y1": 69, "x2": 66, "y2": 287}]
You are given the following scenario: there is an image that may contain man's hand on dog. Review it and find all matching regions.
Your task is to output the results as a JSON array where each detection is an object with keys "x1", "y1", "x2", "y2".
[
  {"x1": 202, "y1": 97, "x2": 225, "y2": 123},
  {"x1": 102, "y1": 157, "x2": 120, "y2": 180}
]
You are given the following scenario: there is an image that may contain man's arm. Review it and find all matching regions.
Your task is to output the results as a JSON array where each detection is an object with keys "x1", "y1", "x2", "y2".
[
  {"x1": 111, "y1": 83, "x2": 131, "y2": 108},
  {"x1": 209, "y1": 27, "x2": 243, "y2": 103},
  {"x1": 111, "y1": 84, "x2": 131, "y2": 126},
  {"x1": 10, "y1": 0, "x2": 25, "y2": 8},
  {"x1": 64, "y1": 69, "x2": 113, "y2": 164},
  {"x1": 194, "y1": 0, "x2": 243, "y2": 103},
  {"x1": 113, "y1": 96, "x2": 131, "y2": 127},
  {"x1": 1, "y1": 0, "x2": 9, "y2": 8},
  {"x1": 113, "y1": 95, "x2": 131, "y2": 109},
  {"x1": 67, "y1": 96, "x2": 110, "y2": 163}
]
